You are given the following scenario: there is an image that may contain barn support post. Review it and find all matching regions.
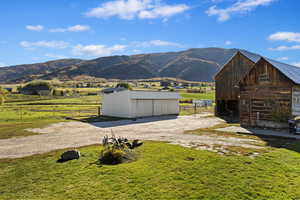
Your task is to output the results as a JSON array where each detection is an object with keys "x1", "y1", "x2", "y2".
[{"x1": 98, "y1": 106, "x2": 101, "y2": 117}]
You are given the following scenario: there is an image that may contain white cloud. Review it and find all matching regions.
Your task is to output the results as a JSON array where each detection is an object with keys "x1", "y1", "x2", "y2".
[
  {"x1": 293, "y1": 62, "x2": 300, "y2": 67},
  {"x1": 268, "y1": 32, "x2": 300, "y2": 43},
  {"x1": 134, "y1": 40, "x2": 183, "y2": 47},
  {"x1": 45, "y1": 53, "x2": 67, "y2": 59},
  {"x1": 85, "y1": 0, "x2": 189, "y2": 20},
  {"x1": 269, "y1": 45, "x2": 300, "y2": 51},
  {"x1": 49, "y1": 25, "x2": 90, "y2": 32},
  {"x1": 277, "y1": 57, "x2": 289, "y2": 61},
  {"x1": 225, "y1": 40, "x2": 232, "y2": 45},
  {"x1": 26, "y1": 25, "x2": 44, "y2": 31},
  {"x1": 20, "y1": 40, "x2": 69, "y2": 49},
  {"x1": 132, "y1": 49, "x2": 141, "y2": 53},
  {"x1": 138, "y1": 4, "x2": 189, "y2": 19},
  {"x1": 206, "y1": 0, "x2": 276, "y2": 22},
  {"x1": 0, "y1": 62, "x2": 6, "y2": 67},
  {"x1": 72, "y1": 44, "x2": 127, "y2": 57}
]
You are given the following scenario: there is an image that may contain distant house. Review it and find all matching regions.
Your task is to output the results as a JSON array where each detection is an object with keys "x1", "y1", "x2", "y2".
[
  {"x1": 101, "y1": 89, "x2": 180, "y2": 118},
  {"x1": 160, "y1": 81, "x2": 171, "y2": 87},
  {"x1": 20, "y1": 83, "x2": 53, "y2": 96},
  {"x1": 181, "y1": 82, "x2": 190, "y2": 88},
  {"x1": 239, "y1": 58, "x2": 300, "y2": 128},
  {"x1": 214, "y1": 51, "x2": 261, "y2": 117},
  {"x1": 4, "y1": 88, "x2": 12, "y2": 92}
]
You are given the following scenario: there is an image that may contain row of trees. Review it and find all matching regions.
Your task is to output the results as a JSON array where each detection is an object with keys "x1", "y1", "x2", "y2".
[{"x1": 0, "y1": 86, "x2": 7, "y2": 105}]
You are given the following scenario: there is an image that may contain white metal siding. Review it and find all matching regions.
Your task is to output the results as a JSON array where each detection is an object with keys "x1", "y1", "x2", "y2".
[
  {"x1": 135, "y1": 100, "x2": 153, "y2": 117},
  {"x1": 102, "y1": 90, "x2": 180, "y2": 118},
  {"x1": 102, "y1": 90, "x2": 132, "y2": 118},
  {"x1": 154, "y1": 100, "x2": 179, "y2": 116}
]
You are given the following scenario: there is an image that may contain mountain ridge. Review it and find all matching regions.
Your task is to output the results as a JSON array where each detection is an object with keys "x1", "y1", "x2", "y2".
[{"x1": 0, "y1": 48, "x2": 243, "y2": 83}]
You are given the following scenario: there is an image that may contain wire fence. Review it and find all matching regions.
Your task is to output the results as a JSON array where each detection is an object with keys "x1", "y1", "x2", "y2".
[
  {"x1": 0, "y1": 104, "x2": 214, "y2": 122},
  {"x1": 179, "y1": 104, "x2": 214, "y2": 115},
  {"x1": 0, "y1": 105, "x2": 101, "y2": 121}
]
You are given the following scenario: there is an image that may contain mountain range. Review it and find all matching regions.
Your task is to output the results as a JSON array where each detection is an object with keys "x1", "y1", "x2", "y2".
[{"x1": 0, "y1": 48, "x2": 243, "y2": 83}]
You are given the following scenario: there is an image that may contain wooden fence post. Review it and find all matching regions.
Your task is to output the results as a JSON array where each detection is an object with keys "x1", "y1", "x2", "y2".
[
  {"x1": 98, "y1": 106, "x2": 101, "y2": 117},
  {"x1": 20, "y1": 106, "x2": 22, "y2": 120}
]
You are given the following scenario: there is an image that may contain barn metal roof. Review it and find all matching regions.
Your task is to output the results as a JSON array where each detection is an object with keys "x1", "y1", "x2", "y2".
[
  {"x1": 239, "y1": 50, "x2": 261, "y2": 63},
  {"x1": 214, "y1": 50, "x2": 261, "y2": 80},
  {"x1": 264, "y1": 58, "x2": 300, "y2": 85}
]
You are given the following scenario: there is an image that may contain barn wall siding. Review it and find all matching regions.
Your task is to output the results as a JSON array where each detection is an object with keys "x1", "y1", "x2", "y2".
[
  {"x1": 215, "y1": 53, "x2": 255, "y2": 101},
  {"x1": 215, "y1": 52, "x2": 256, "y2": 116},
  {"x1": 239, "y1": 59, "x2": 296, "y2": 128}
]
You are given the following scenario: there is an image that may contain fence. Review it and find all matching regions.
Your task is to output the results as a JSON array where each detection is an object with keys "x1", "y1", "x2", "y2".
[
  {"x1": 0, "y1": 105, "x2": 101, "y2": 121},
  {"x1": 180, "y1": 104, "x2": 214, "y2": 115},
  {"x1": 0, "y1": 104, "x2": 214, "y2": 122}
]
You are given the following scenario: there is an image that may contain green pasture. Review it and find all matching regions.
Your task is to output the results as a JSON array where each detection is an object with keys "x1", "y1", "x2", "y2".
[{"x1": 1, "y1": 142, "x2": 300, "y2": 200}]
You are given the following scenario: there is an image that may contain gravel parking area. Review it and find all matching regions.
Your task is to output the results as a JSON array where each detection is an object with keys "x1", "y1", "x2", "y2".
[{"x1": 0, "y1": 114, "x2": 264, "y2": 159}]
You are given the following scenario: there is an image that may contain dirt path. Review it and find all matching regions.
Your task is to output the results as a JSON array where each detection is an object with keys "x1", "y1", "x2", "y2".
[{"x1": 0, "y1": 114, "x2": 263, "y2": 159}]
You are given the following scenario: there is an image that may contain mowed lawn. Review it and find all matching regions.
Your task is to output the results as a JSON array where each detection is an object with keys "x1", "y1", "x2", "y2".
[
  {"x1": 0, "y1": 94, "x2": 101, "y2": 139},
  {"x1": 1, "y1": 142, "x2": 300, "y2": 200},
  {"x1": 180, "y1": 91, "x2": 215, "y2": 100}
]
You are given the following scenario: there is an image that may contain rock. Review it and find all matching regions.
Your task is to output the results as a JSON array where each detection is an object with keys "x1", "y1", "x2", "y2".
[
  {"x1": 58, "y1": 150, "x2": 80, "y2": 162},
  {"x1": 132, "y1": 140, "x2": 143, "y2": 149}
]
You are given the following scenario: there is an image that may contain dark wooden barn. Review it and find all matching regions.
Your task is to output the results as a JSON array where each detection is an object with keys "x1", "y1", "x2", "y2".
[
  {"x1": 215, "y1": 51, "x2": 261, "y2": 117},
  {"x1": 239, "y1": 57, "x2": 300, "y2": 128}
]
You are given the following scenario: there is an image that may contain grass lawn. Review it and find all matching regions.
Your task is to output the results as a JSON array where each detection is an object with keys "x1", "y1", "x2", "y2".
[
  {"x1": 0, "y1": 94, "x2": 100, "y2": 139},
  {"x1": 179, "y1": 106, "x2": 214, "y2": 116},
  {"x1": 180, "y1": 91, "x2": 215, "y2": 100},
  {"x1": 0, "y1": 120, "x2": 65, "y2": 139},
  {"x1": 1, "y1": 142, "x2": 300, "y2": 200}
]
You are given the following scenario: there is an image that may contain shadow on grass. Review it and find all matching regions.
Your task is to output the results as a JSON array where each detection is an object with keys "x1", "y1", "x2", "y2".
[
  {"x1": 241, "y1": 130, "x2": 300, "y2": 153},
  {"x1": 217, "y1": 115, "x2": 240, "y2": 124},
  {"x1": 226, "y1": 126, "x2": 300, "y2": 153}
]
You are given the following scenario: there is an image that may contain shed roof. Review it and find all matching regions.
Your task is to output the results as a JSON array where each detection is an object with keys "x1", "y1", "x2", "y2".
[
  {"x1": 263, "y1": 58, "x2": 300, "y2": 85},
  {"x1": 103, "y1": 89, "x2": 180, "y2": 100},
  {"x1": 129, "y1": 90, "x2": 180, "y2": 100},
  {"x1": 101, "y1": 87, "x2": 127, "y2": 94}
]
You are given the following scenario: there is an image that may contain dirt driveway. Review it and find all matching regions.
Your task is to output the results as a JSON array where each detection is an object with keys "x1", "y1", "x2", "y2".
[{"x1": 0, "y1": 114, "x2": 263, "y2": 159}]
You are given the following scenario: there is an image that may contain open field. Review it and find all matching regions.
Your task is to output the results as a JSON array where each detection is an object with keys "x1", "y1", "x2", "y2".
[
  {"x1": 0, "y1": 91, "x2": 214, "y2": 139},
  {"x1": 180, "y1": 91, "x2": 215, "y2": 100},
  {"x1": 0, "y1": 94, "x2": 101, "y2": 139},
  {"x1": 1, "y1": 141, "x2": 300, "y2": 200}
]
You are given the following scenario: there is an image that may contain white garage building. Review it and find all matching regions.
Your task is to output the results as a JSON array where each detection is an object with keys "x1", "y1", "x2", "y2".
[{"x1": 101, "y1": 89, "x2": 181, "y2": 118}]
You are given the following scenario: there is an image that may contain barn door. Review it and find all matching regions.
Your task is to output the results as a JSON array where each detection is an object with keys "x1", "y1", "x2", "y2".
[{"x1": 239, "y1": 97, "x2": 251, "y2": 126}]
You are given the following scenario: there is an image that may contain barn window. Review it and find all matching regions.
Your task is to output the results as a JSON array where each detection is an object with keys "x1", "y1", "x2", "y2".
[
  {"x1": 259, "y1": 64, "x2": 270, "y2": 82},
  {"x1": 241, "y1": 100, "x2": 247, "y2": 105}
]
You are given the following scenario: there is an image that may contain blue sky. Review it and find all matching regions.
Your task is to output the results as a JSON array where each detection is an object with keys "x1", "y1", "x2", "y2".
[{"x1": 0, "y1": 0, "x2": 299, "y2": 67}]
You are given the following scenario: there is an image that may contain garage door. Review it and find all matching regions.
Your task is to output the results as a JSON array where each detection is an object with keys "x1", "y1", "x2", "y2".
[
  {"x1": 135, "y1": 100, "x2": 153, "y2": 117},
  {"x1": 154, "y1": 100, "x2": 178, "y2": 116}
]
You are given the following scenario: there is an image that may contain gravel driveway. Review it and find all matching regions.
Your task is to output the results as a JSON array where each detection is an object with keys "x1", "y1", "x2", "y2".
[{"x1": 0, "y1": 114, "x2": 263, "y2": 159}]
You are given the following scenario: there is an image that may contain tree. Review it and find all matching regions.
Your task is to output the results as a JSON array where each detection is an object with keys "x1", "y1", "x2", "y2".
[
  {"x1": 0, "y1": 86, "x2": 7, "y2": 105},
  {"x1": 116, "y1": 82, "x2": 132, "y2": 90},
  {"x1": 23, "y1": 81, "x2": 52, "y2": 90}
]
